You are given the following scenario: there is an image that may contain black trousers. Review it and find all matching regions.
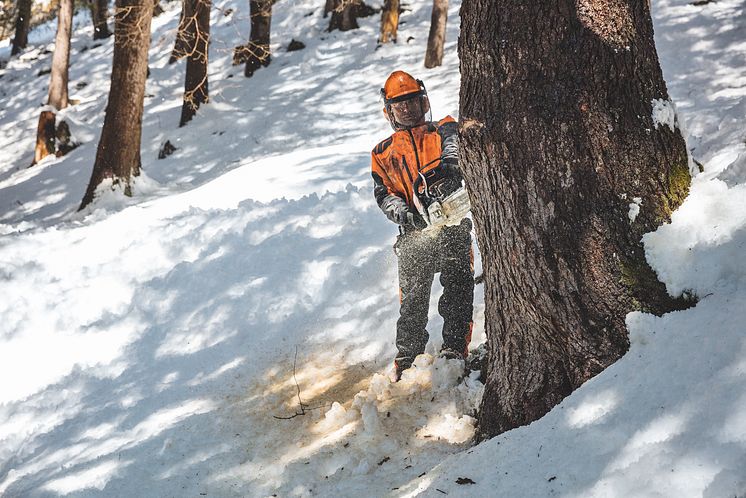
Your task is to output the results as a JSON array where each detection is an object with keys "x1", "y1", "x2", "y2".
[{"x1": 394, "y1": 220, "x2": 474, "y2": 365}]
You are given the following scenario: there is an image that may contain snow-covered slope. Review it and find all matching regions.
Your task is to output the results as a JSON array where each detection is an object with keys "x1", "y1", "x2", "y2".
[{"x1": 0, "y1": 0, "x2": 745, "y2": 496}]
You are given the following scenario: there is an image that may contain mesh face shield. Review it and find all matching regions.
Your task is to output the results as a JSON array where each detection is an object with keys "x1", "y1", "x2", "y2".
[{"x1": 387, "y1": 95, "x2": 432, "y2": 130}]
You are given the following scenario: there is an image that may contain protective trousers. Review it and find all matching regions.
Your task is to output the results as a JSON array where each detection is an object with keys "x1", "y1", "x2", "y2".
[{"x1": 394, "y1": 220, "x2": 474, "y2": 367}]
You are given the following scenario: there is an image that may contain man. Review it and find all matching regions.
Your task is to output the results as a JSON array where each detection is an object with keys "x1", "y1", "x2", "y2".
[{"x1": 371, "y1": 70, "x2": 474, "y2": 381}]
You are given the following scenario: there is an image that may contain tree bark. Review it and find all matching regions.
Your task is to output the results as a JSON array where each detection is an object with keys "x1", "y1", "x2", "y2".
[
  {"x1": 179, "y1": 0, "x2": 210, "y2": 126},
  {"x1": 11, "y1": 0, "x2": 32, "y2": 55},
  {"x1": 48, "y1": 0, "x2": 72, "y2": 111},
  {"x1": 91, "y1": 0, "x2": 112, "y2": 39},
  {"x1": 34, "y1": 111, "x2": 57, "y2": 164},
  {"x1": 379, "y1": 0, "x2": 399, "y2": 44},
  {"x1": 33, "y1": 0, "x2": 73, "y2": 165},
  {"x1": 327, "y1": 0, "x2": 359, "y2": 32},
  {"x1": 169, "y1": 0, "x2": 194, "y2": 64},
  {"x1": 80, "y1": 0, "x2": 153, "y2": 209},
  {"x1": 423, "y1": 0, "x2": 447, "y2": 68},
  {"x1": 459, "y1": 0, "x2": 692, "y2": 440},
  {"x1": 232, "y1": 0, "x2": 271, "y2": 76}
]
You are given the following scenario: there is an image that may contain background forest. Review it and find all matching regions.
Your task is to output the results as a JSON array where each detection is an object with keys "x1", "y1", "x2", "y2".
[{"x1": 1, "y1": 0, "x2": 746, "y2": 496}]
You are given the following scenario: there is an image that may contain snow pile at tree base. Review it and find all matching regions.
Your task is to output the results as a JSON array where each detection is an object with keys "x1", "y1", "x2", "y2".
[{"x1": 228, "y1": 353, "x2": 483, "y2": 496}]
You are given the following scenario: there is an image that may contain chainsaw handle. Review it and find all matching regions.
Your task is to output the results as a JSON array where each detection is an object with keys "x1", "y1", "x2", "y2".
[{"x1": 412, "y1": 173, "x2": 425, "y2": 199}]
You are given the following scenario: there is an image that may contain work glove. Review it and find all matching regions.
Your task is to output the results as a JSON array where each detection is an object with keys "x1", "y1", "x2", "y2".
[
  {"x1": 439, "y1": 157, "x2": 462, "y2": 180},
  {"x1": 403, "y1": 209, "x2": 428, "y2": 230}
]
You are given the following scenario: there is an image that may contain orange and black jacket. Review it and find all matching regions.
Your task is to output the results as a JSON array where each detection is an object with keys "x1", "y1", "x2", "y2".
[{"x1": 371, "y1": 116, "x2": 458, "y2": 228}]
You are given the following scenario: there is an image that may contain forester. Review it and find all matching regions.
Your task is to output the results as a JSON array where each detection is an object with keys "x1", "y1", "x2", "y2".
[{"x1": 371, "y1": 70, "x2": 475, "y2": 381}]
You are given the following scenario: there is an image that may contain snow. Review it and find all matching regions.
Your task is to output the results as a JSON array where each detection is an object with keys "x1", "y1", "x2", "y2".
[
  {"x1": 651, "y1": 98, "x2": 677, "y2": 131},
  {"x1": 628, "y1": 196, "x2": 642, "y2": 223},
  {"x1": 1, "y1": 0, "x2": 745, "y2": 496}
]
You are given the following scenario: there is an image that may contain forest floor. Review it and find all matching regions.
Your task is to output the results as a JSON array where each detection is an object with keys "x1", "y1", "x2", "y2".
[{"x1": 1, "y1": 0, "x2": 745, "y2": 496}]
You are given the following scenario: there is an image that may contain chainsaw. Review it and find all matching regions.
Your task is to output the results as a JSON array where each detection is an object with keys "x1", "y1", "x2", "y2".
[{"x1": 411, "y1": 159, "x2": 471, "y2": 232}]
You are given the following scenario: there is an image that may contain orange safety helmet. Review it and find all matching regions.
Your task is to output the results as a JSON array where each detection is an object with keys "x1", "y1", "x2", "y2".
[
  {"x1": 381, "y1": 70, "x2": 430, "y2": 130},
  {"x1": 381, "y1": 70, "x2": 425, "y2": 102}
]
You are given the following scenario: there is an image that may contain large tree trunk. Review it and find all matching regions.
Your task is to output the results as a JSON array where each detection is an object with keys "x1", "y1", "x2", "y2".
[
  {"x1": 232, "y1": 0, "x2": 271, "y2": 77},
  {"x1": 169, "y1": 0, "x2": 194, "y2": 64},
  {"x1": 179, "y1": 0, "x2": 210, "y2": 126},
  {"x1": 80, "y1": 0, "x2": 153, "y2": 209},
  {"x1": 90, "y1": 0, "x2": 112, "y2": 39},
  {"x1": 33, "y1": 0, "x2": 73, "y2": 165},
  {"x1": 423, "y1": 0, "x2": 447, "y2": 68},
  {"x1": 11, "y1": 0, "x2": 32, "y2": 55},
  {"x1": 379, "y1": 0, "x2": 398, "y2": 44},
  {"x1": 459, "y1": 0, "x2": 692, "y2": 439}
]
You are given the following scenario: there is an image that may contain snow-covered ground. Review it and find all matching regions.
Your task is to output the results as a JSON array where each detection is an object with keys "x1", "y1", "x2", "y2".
[{"x1": 0, "y1": 0, "x2": 744, "y2": 496}]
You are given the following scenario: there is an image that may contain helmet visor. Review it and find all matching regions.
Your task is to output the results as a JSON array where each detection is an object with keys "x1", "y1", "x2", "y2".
[{"x1": 389, "y1": 95, "x2": 428, "y2": 128}]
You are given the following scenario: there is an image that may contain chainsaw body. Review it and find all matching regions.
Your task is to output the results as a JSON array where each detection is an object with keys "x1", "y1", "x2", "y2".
[{"x1": 412, "y1": 161, "x2": 471, "y2": 231}]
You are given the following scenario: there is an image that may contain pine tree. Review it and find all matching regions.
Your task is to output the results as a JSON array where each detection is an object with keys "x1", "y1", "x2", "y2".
[
  {"x1": 33, "y1": 0, "x2": 73, "y2": 165},
  {"x1": 233, "y1": 0, "x2": 272, "y2": 77},
  {"x1": 179, "y1": 0, "x2": 210, "y2": 125},
  {"x1": 379, "y1": 0, "x2": 399, "y2": 44},
  {"x1": 90, "y1": 0, "x2": 112, "y2": 39},
  {"x1": 11, "y1": 0, "x2": 32, "y2": 55},
  {"x1": 80, "y1": 0, "x2": 154, "y2": 209},
  {"x1": 169, "y1": 0, "x2": 194, "y2": 63},
  {"x1": 423, "y1": 0, "x2": 447, "y2": 68},
  {"x1": 458, "y1": 0, "x2": 693, "y2": 439}
]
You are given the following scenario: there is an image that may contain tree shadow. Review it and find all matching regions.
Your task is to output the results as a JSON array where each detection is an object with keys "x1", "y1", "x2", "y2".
[{"x1": 0, "y1": 183, "x2": 483, "y2": 496}]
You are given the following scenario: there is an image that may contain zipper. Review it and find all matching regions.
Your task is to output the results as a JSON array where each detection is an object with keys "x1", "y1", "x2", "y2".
[
  {"x1": 401, "y1": 156, "x2": 414, "y2": 185},
  {"x1": 407, "y1": 129, "x2": 423, "y2": 173}
]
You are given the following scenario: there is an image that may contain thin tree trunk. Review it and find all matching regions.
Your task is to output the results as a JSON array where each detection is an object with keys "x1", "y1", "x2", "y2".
[
  {"x1": 91, "y1": 0, "x2": 112, "y2": 39},
  {"x1": 169, "y1": 0, "x2": 194, "y2": 64},
  {"x1": 11, "y1": 0, "x2": 32, "y2": 55},
  {"x1": 80, "y1": 0, "x2": 153, "y2": 209},
  {"x1": 33, "y1": 0, "x2": 73, "y2": 165},
  {"x1": 179, "y1": 0, "x2": 210, "y2": 126},
  {"x1": 232, "y1": 0, "x2": 272, "y2": 74},
  {"x1": 244, "y1": 0, "x2": 271, "y2": 77},
  {"x1": 48, "y1": 0, "x2": 72, "y2": 111},
  {"x1": 328, "y1": 0, "x2": 359, "y2": 32},
  {"x1": 424, "y1": 0, "x2": 447, "y2": 68},
  {"x1": 153, "y1": 0, "x2": 164, "y2": 16},
  {"x1": 34, "y1": 111, "x2": 57, "y2": 164},
  {"x1": 379, "y1": 0, "x2": 399, "y2": 44},
  {"x1": 459, "y1": 0, "x2": 692, "y2": 439}
]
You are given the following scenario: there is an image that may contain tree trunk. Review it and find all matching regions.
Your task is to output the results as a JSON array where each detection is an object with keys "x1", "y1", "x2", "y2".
[
  {"x1": 33, "y1": 0, "x2": 73, "y2": 165},
  {"x1": 169, "y1": 0, "x2": 194, "y2": 64},
  {"x1": 34, "y1": 111, "x2": 57, "y2": 164},
  {"x1": 328, "y1": 0, "x2": 359, "y2": 32},
  {"x1": 232, "y1": 0, "x2": 272, "y2": 72},
  {"x1": 179, "y1": 0, "x2": 210, "y2": 126},
  {"x1": 153, "y1": 0, "x2": 164, "y2": 16},
  {"x1": 243, "y1": 0, "x2": 271, "y2": 76},
  {"x1": 48, "y1": 0, "x2": 72, "y2": 110},
  {"x1": 11, "y1": 0, "x2": 32, "y2": 55},
  {"x1": 423, "y1": 0, "x2": 447, "y2": 68},
  {"x1": 91, "y1": 0, "x2": 112, "y2": 39},
  {"x1": 458, "y1": 0, "x2": 693, "y2": 440},
  {"x1": 379, "y1": 0, "x2": 398, "y2": 44},
  {"x1": 80, "y1": 0, "x2": 153, "y2": 209}
]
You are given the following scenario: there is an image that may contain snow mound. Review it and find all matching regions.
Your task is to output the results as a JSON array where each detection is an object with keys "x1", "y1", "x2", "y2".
[{"x1": 225, "y1": 352, "x2": 483, "y2": 496}]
